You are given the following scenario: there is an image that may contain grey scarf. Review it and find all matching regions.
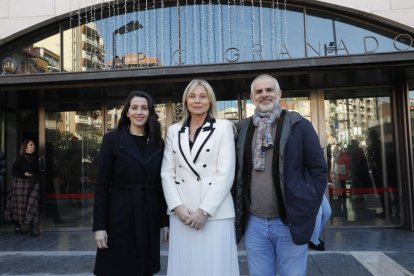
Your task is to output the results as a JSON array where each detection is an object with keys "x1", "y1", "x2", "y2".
[{"x1": 252, "y1": 105, "x2": 282, "y2": 171}]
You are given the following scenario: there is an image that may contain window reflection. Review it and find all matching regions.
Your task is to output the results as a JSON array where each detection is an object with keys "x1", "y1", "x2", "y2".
[
  {"x1": 4, "y1": 33, "x2": 62, "y2": 74},
  {"x1": 33, "y1": 34, "x2": 61, "y2": 72},
  {"x1": 63, "y1": 23, "x2": 105, "y2": 72},
  {"x1": 306, "y1": 9, "x2": 413, "y2": 57},
  {"x1": 409, "y1": 83, "x2": 414, "y2": 184},
  {"x1": 216, "y1": 101, "x2": 239, "y2": 122},
  {"x1": 306, "y1": 11, "x2": 335, "y2": 57},
  {"x1": 2, "y1": 3, "x2": 413, "y2": 75},
  {"x1": 44, "y1": 108, "x2": 102, "y2": 227},
  {"x1": 107, "y1": 105, "x2": 122, "y2": 131},
  {"x1": 280, "y1": 96, "x2": 310, "y2": 121},
  {"x1": 325, "y1": 89, "x2": 400, "y2": 226}
]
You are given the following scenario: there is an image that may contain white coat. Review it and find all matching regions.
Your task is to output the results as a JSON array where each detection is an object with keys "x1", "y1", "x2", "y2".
[{"x1": 161, "y1": 118, "x2": 236, "y2": 220}]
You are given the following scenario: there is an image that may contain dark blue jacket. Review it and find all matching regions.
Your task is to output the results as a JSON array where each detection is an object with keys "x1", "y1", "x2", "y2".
[{"x1": 234, "y1": 110, "x2": 327, "y2": 245}]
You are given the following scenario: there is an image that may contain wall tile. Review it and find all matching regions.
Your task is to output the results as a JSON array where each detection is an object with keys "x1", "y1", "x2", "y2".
[
  {"x1": 9, "y1": 0, "x2": 54, "y2": 17},
  {"x1": 55, "y1": 0, "x2": 112, "y2": 18},
  {"x1": 320, "y1": 0, "x2": 390, "y2": 13},
  {"x1": 0, "y1": 1, "x2": 9, "y2": 19},
  {"x1": 374, "y1": 9, "x2": 414, "y2": 29},
  {"x1": 391, "y1": 0, "x2": 414, "y2": 10},
  {"x1": 0, "y1": 16, "x2": 50, "y2": 41}
]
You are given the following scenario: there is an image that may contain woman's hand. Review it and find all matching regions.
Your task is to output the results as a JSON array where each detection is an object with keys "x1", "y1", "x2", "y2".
[
  {"x1": 174, "y1": 205, "x2": 192, "y2": 224},
  {"x1": 24, "y1": 172, "x2": 33, "y2": 177},
  {"x1": 95, "y1": 230, "x2": 108, "y2": 249},
  {"x1": 187, "y1": 209, "x2": 208, "y2": 230},
  {"x1": 162, "y1": 227, "x2": 169, "y2": 243}
]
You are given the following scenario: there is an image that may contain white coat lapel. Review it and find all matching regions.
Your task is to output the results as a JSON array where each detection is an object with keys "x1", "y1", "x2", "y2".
[
  {"x1": 178, "y1": 125, "x2": 200, "y2": 179},
  {"x1": 191, "y1": 119, "x2": 216, "y2": 163}
]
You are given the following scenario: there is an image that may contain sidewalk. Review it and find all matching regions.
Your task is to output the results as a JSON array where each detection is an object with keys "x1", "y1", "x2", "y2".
[{"x1": 0, "y1": 227, "x2": 413, "y2": 275}]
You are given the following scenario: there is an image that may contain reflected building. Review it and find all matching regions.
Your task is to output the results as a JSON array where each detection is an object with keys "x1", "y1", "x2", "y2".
[
  {"x1": 3, "y1": 22, "x2": 105, "y2": 74},
  {"x1": 326, "y1": 98, "x2": 385, "y2": 147},
  {"x1": 107, "y1": 53, "x2": 158, "y2": 68},
  {"x1": 64, "y1": 23, "x2": 105, "y2": 71}
]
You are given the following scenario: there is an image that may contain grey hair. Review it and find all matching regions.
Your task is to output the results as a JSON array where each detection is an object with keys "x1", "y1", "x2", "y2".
[{"x1": 250, "y1": 74, "x2": 281, "y2": 94}]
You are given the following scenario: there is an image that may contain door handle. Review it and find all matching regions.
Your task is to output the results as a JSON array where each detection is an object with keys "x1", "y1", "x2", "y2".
[{"x1": 39, "y1": 156, "x2": 45, "y2": 172}]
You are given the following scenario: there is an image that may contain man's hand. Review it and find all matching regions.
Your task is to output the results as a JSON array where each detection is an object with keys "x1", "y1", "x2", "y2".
[{"x1": 95, "y1": 230, "x2": 108, "y2": 249}]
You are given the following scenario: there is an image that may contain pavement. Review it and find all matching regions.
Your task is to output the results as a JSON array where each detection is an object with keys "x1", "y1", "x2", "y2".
[{"x1": 0, "y1": 226, "x2": 413, "y2": 276}]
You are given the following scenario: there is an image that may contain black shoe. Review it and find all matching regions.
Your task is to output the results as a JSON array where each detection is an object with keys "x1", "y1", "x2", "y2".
[
  {"x1": 15, "y1": 225, "x2": 22, "y2": 235},
  {"x1": 309, "y1": 241, "x2": 325, "y2": 251},
  {"x1": 319, "y1": 239, "x2": 325, "y2": 246},
  {"x1": 30, "y1": 229, "x2": 40, "y2": 237}
]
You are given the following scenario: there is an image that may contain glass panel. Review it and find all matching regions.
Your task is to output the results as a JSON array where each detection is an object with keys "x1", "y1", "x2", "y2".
[
  {"x1": 2, "y1": 33, "x2": 62, "y2": 74},
  {"x1": 44, "y1": 108, "x2": 102, "y2": 228},
  {"x1": 306, "y1": 11, "x2": 335, "y2": 57},
  {"x1": 241, "y1": 91, "x2": 310, "y2": 119},
  {"x1": 280, "y1": 94, "x2": 311, "y2": 121},
  {"x1": 63, "y1": 23, "x2": 105, "y2": 72},
  {"x1": 2, "y1": 3, "x2": 304, "y2": 73},
  {"x1": 0, "y1": 109, "x2": 4, "y2": 150},
  {"x1": 409, "y1": 82, "x2": 414, "y2": 181},
  {"x1": 172, "y1": 103, "x2": 184, "y2": 123},
  {"x1": 156, "y1": 103, "x2": 168, "y2": 138},
  {"x1": 325, "y1": 88, "x2": 400, "y2": 226},
  {"x1": 30, "y1": 33, "x2": 62, "y2": 72},
  {"x1": 106, "y1": 104, "x2": 122, "y2": 131},
  {"x1": 0, "y1": 110, "x2": 5, "y2": 222},
  {"x1": 306, "y1": 9, "x2": 413, "y2": 57},
  {"x1": 3, "y1": 2, "x2": 412, "y2": 74},
  {"x1": 217, "y1": 100, "x2": 239, "y2": 122}
]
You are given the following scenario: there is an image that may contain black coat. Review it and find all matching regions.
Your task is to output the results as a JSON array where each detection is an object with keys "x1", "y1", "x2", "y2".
[{"x1": 93, "y1": 127, "x2": 168, "y2": 276}]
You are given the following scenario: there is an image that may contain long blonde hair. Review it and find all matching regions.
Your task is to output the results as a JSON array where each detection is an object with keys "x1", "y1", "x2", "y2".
[{"x1": 181, "y1": 79, "x2": 217, "y2": 122}]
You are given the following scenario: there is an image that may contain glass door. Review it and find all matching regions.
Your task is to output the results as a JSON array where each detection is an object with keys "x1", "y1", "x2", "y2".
[
  {"x1": 324, "y1": 87, "x2": 401, "y2": 226},
  {"x1": 42, "y1": 105, "x2": 102, "y2": 228}
]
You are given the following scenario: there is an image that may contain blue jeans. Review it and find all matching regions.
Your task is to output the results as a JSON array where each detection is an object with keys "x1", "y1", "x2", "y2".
[
  {"x1": 310, "y1": 195, "x2": 331, "y2": 244},
  {"x1": 244, "y1": 214, "x2": 307, "y2": 276}
]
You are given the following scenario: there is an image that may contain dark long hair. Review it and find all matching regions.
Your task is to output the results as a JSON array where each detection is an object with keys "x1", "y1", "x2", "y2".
[
  {"x1": 117, "y1": 91, "x2": 162, "y2": 146},
  {"x1": 19, "y1": 139, "x2": 35, "y2": 156}
]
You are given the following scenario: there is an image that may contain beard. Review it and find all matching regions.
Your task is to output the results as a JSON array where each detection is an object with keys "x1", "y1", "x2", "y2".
[{"x1": 257, "y1": 101, "x2": 277, "y2": 113}]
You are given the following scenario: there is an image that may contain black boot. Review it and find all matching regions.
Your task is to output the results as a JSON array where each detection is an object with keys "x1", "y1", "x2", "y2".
[
  {"x1": 30, "y1": 224, "x2": 40, "y2": 237},
  {"x1": 15, "y1": 224, "x2": 22, "y2": 234}
]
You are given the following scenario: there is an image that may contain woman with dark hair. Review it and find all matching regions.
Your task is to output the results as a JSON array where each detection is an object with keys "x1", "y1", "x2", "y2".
[
  {"x1": 93, "y1": 91, "x2": 169, "y2": 276},
  {"x1": 4, "y1": 139, "x2": 40, "y2": 237}
]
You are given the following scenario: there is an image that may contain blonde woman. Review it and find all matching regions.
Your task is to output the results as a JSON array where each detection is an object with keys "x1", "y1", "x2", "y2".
[{"x1": 161, "y1": 79, "x2": 239, "y2": 275}]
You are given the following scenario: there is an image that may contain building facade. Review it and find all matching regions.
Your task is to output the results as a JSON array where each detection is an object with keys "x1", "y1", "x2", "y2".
[{"x1": 1, "y1": 0, "x2": 414, "y2": 231}]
